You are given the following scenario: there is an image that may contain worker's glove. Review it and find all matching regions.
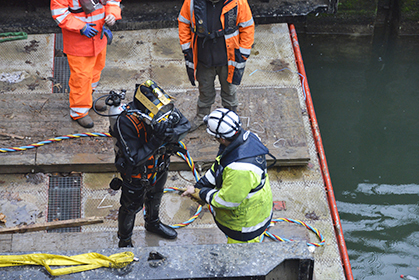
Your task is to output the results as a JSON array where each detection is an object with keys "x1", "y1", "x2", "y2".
[
  {"x1": 182, "y1": 49, "x2": 196, "y2": 86},
  {"x1": 190, "y1": 188, "x2": 205, "y2": 205},
  {"x1": 152, "y1": 121, "x2": 170, "y2": 142},
  {"x1": 80, "y1": 23, "x2": 98, "y2": 38},
  {"x1": 100, "y1": 25, "x2": 113, "y2": 45},
  {"x1": 105, "y1": 14, "x2": 116, "y2": 26},
  {"x1": 181, "y1": 186, "x2": 205, "y2": 205}
]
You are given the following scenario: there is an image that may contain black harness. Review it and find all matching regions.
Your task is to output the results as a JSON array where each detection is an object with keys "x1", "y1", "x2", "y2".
[{"x1": 112, "y1": 109, "x2": 186, "y2": 183}]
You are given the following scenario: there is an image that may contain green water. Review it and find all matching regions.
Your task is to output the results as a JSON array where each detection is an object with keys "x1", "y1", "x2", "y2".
[{"x1": 298, "y1": 33, "x2": 419, "y2": 279}]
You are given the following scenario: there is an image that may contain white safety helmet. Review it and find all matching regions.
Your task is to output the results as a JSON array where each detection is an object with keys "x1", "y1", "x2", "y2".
[{"x1": 203, "y1": 108, "x2": 241, "y2": 139}]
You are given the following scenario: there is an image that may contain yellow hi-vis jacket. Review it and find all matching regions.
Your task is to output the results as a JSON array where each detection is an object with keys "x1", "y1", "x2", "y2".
[
  {"x1": 178, "y1": 0, "x2": 255, "y2": 85},
  {"x1": 196, "y1": 130, "x2": 273, "y2": 241}
]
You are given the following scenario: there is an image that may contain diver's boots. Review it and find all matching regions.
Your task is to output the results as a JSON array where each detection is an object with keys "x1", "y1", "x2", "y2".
[
  {"x1": 144, "y1": 192, "x2": 177, "y2": 239},
  {"x1": 145, "y1": 219, "x2": 177, "y2": 239},
  {"x1": 118, "y1": 237, "x2": 134, "y2": 248},
  {"x1": 189, "y1": 106, "x2": 211, "y2": 132},
  {"x1": 117, "y1": 206, "x2": 136, "y2": 247}
]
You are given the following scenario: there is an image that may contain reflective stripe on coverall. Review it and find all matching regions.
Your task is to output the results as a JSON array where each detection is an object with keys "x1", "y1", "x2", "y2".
[
  {"x1": 202, "y1": 156, "x2": 273, "y2": 242},
  {"x1": 178, "y1": 0, "x2": 254, "y2": 85},
  {"x1": 51, "y1": 0, "x2": 121, "y2": 119},
  {"x1": 66, "y1": 48, "x2": 107, "y2": 119},
  {"x1": 196, "y1": 131, "x2": 273, "y2": 242}
]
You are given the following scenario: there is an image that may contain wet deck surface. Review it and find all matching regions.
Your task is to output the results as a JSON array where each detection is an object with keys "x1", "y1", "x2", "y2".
[
  {"x1": 0, "y1": 24, "x2": 345, "y2": 279},
  {"x1": 0, "y1": 24, "x2": 309, "y2": 173}
]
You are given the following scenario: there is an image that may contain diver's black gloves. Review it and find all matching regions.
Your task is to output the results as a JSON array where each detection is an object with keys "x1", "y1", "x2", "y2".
[{"x1": 153, "y1": 121, "x2": 170, "y2": 142}]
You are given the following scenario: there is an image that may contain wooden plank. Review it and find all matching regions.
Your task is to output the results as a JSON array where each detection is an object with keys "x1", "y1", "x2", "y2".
[
  {"x1": 178, "y1": 87, "x2": 310, "y2": 168},
  {"x1": 0, "y1": 216, "x2": 103, "y2": 234}
]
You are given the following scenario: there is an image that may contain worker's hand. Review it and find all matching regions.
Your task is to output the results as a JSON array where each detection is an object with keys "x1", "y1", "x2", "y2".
[
  {"x1": 100, "y1": 25, "x2": 113, "y2": 45},
  {"x1": 181, "y1": 186, "x2": 205, "y2": 204},
  {"x1": 80, "y1": 23, "x2": 98, "y2": 38},
  {"x1": 181, "y1": 185, "x2": 195, "y2": 197},
  {"x1": 105, "y1": 14, "x2": 116, "y2": 26}
]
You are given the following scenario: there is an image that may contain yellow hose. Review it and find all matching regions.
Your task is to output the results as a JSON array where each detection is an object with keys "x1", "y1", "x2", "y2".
[{"x1": 0, "y1": 251, "x2": 134, "y2": 276}]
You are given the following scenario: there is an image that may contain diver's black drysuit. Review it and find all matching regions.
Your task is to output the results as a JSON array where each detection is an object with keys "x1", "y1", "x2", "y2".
[{"x1": 111, "y1": 87, "x2": 190, "y2": 246}]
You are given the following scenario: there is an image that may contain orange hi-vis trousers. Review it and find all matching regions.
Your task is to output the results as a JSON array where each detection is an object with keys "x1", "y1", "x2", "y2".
[{"x1": 67, "y1": 47, "x2": 107, "y2": 120}]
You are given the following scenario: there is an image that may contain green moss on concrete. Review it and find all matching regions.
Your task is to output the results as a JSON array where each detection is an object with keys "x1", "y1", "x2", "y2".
[
  {"x1": 401, "y1": 0, "x2": 419, "y2": 21},
  {"x1": 338, "y1": 0, "x2": 376, "y2": 12}
]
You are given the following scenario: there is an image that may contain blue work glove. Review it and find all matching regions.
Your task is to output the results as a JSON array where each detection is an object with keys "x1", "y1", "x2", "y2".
[
  {"x1": 100, "y1": 25, "x2": 113, "y2": 45},
  {"x1": 80, "y1": 23, "x2": 98, "y2": 38}
]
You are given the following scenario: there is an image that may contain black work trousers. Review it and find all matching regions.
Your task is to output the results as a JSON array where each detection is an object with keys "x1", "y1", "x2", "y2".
[{"x1": 117, "y1": 171, "x2": 168, "y2": 241}]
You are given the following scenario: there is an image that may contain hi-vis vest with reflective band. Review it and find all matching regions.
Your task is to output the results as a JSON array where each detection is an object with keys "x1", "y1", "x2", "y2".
[
  {"x1": 197, "y1": 131, "x2": 273, "y2": 241},
  {"x1": 51, "y1": 0, "x2": 121, "y2": 56},
  {"x1": 178, "y1": 0, "x2": 254, "y2": 85}
]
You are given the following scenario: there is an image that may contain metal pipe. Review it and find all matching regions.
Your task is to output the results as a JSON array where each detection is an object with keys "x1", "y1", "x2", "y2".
[{"x1": 288, "y1": 23, "x2": 354, "y2": 280}]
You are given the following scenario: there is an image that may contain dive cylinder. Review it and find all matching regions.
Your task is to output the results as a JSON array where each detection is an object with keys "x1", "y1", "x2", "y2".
[
  {"x1": 109, "y1": 102, "x2": 126, "y2": 133},
  {"x1": 109, "y1": 102, "x2": 125, "y2": 156},
  {"x1": 106, "y1": 90, "x2": 127, "y2": 155}
]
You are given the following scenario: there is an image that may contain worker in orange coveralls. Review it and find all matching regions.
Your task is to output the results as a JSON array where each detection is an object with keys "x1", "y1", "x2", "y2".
[{"x1": 51, "y1": 0, "x2": 122, "y2": 128}]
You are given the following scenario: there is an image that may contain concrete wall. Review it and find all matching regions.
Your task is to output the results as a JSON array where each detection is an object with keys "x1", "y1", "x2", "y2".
[
  {"x1": 0, "y1": 0, "x2": 418, "y2": 35},
  {"x1": 297, "y1": 0, "x2": 419, "y2": 35}
]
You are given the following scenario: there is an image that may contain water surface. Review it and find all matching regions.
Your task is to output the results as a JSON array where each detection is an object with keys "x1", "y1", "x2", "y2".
[{"x1": 299, "y1": 33, "x2": 419, "y2": 280}]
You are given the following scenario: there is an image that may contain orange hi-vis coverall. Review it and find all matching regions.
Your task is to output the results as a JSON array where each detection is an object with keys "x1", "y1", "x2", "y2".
[
  {"x1": 178, "y1": 0, "x2": 254, "y2": 86},
  {"x1": 51, "y1": 0, "x2": 121, "y2": 120}
]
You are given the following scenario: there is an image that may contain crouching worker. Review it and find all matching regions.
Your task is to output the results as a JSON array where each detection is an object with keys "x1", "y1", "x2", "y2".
[
  {"x1": 110, "y1": 81, "x2": 190, "y2": 247},
  {"x1": 182, "y1": 108, "x2": 273, "y2": 243}
]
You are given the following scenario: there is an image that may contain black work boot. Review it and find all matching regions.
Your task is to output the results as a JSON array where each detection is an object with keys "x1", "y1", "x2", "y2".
[
  {"x1": 189, "y1": 106, "x2": 211, "y2": 132},
  {"x1": 224, "y1": 105, "x2": 237, "y2": 113},
  {"x1": 117, "y1": 206, "x2": 136, "y2": 247},
  {"x1": 118, "y1": 238, "x2": 134, "y2": 248},
  {"x1": 145, "y1": 219, "x2": 177, "y2": 239},
  {"x1": 144, "y1": 191, "x2": 177, "y2": 239}
]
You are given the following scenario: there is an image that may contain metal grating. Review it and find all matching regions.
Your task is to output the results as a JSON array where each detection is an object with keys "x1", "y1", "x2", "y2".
[
  {"x1": 53, "y1": 33, "x2": 70, "y2": 93},
  {"x1": 48, "y1": 176, "x2": 81, "y2": 232}
]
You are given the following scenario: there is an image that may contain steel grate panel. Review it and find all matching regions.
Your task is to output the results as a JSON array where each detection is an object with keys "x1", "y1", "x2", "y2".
[
  {"x1": 48, "y1": 176, "x2": 81, "y2": 232},
  {"x1": 53, "y1": 57, "x2": 70, "y2": 94},
  {"x1": 53, "y1": 33, "x2": 70, "y2": 94}
]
